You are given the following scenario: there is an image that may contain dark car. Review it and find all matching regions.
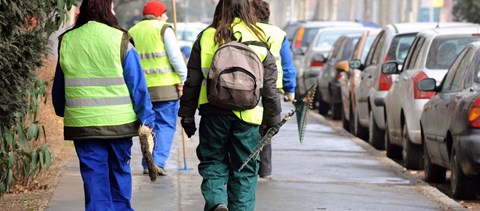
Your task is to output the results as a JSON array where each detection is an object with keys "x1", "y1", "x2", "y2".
[
  {"x1": 316, "y1": 33, "x2": 363, "y2": 119},
  {"x1": 419, "y1": 41, "x2": 480, "y2": 199}
]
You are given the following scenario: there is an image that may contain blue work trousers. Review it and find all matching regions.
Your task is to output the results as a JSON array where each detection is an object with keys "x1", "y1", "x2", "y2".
[
  {"x1": 143, "y1": 100, "x2": 179, "y2": 169},
  {"x1": 73, "y1": 138, "x2": 134, "y2": 211}
]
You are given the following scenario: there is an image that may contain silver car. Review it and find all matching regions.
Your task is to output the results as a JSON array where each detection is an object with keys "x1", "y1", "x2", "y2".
[
  {"x1": 382, "y1": 25, "x2": 480, "y2": 170},
  {"x1": 353, "y1": 22, "x2": 472, "y2": 150},
  {"x1": 290, "y1": 21, "x2": 364, "y2": 96}
]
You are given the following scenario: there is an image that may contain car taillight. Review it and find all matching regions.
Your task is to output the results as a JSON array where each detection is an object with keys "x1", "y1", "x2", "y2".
[
  {"x1": 310, "y1": 54, "x2": 325, "y2": 67},
  {"x1": 468, "y1": 97, "x2": 480, "y2": 128},
  {"x1": 378, "y1": 73, "x2": 392, "y2": 91},
  {"x1": 295, "y1": 27, "x2": 304, "y2": 48},
  {"x1": 412, "y1": 71, "x2": 435, "y2": 99}
]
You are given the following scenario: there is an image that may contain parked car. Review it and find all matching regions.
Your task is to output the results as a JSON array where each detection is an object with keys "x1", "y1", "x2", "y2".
[
  {"x1": 419, "y1": 41, "x2": 480, "y2": 199},
  {"x1": 338, "y1": 29, "x2": 381, "y2": 132},
  {"x1": 381, "y1": 25, "x2": 480, "y2": 170},
  {"x1": 287, "y1": 21, "x2": 364, "y2": 96},
  {"x1": 351, "y1": 22, "x2": 472, "y2": 150},
  {"x1": 314, "y1": 31, "x2": 368, "y2": 119}
]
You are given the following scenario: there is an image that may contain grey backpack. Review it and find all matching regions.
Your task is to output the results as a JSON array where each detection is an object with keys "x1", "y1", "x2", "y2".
[{"x1": 207, "y1": 41, "x2": 267, "y2": 110}]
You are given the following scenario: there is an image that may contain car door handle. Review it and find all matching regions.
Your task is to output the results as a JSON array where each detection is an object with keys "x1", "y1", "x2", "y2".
[{"x1": 403, "y1": 76, "x2": 408, "y2": 81}]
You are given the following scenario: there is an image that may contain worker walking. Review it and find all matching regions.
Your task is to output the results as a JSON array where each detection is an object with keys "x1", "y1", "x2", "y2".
[
  {"x1": 178, "y1": 0, "x2": 282, "y2": 210},
  {"x1": 52, "y1": 0, "x2": 156, "y2": 210},
  {"x1": 129, "y1": 0, "x2": 188, "y2": 176},
  {"x1": 253, "y1": 0, "x2": 297, "y2": 180}
]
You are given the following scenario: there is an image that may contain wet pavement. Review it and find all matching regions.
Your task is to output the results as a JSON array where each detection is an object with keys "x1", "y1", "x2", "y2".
[{"x1": 46, "y1": 102, "x2": 466, "y2": 211}]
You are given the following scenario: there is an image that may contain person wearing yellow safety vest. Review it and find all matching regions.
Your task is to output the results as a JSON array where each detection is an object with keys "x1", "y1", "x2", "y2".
[
  {"x1": 178, "y1": 0, "x2": 281, "y2": 210},
  {"x1": 252, "y1": 0, "x2": 298, "y2": 180},
  {"x1": 129, "y1": 1, "x2": 188, "y2": 176},
  {"x1": 51, "y1": 0, "x2": 156, "y2": 210}
]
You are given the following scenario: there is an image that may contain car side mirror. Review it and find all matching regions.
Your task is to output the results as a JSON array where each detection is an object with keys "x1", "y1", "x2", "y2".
[
  {"x1": 381, "y1": 61, "x2": 401, "y2": 75},
  {"x1": 417, "y1": 78, "x2": 437, "y2": 91},
  {"x1": 336, "y1": 60, "x2": 349, "y2": 72},
  {"x1": 293, "y1": 47, "x2": 307, "y2": 55},
  {"x1": 349, "y1": 59, "x2": 363, "y2": 70}
]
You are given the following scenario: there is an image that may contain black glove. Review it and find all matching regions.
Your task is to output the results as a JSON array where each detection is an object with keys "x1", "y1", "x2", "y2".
[{"x1": 181, "y1": 116, "x2": 196, "y2": 138}]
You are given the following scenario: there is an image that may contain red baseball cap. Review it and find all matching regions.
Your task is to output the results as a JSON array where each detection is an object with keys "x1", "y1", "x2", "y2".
[{"x1": 143, "y1": 1, "x2": 167, "y2": 17}]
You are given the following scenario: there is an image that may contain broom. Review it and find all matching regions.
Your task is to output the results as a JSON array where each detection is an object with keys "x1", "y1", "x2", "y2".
[{"x1": 138, "y1": 125, "x2": 157, "y2": 182}]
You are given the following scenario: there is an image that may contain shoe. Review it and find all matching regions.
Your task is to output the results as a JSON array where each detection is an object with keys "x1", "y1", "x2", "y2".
[
  {"x1": 259, "y1": 175, "x2": 272, "y2": 180},
  {"x1": 214, "y1": 204, "x2": 228, "y2": 211},
  {"x1": 143, "y1": 169, "x2": 148, "y2": 175},
  {"x1": 156, "y1": 165, "x2": 168, "y2": 176}
]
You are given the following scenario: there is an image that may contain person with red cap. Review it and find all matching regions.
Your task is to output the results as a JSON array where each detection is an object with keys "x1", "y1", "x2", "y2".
[{"x1": 129, "y1": 0, "x2": 187, "y2": 176}]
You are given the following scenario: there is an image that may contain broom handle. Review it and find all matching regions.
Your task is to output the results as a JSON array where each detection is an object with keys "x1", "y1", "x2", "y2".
[{"x1": 181, "y1": 128, "x2": 188, "y2": 165}]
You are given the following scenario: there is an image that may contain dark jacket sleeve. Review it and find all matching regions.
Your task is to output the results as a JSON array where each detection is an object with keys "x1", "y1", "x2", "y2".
[
  {"x1": 178, "y1": 36, "x2": 203, "y2": 117},
  {"x1": 261, "y1": 51, "x2": 282, "y2": 127}
]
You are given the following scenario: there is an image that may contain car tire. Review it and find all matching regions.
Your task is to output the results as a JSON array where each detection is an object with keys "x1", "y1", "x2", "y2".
[
  {"x1": 451, "y1": 146, "x2": 477, "y2": 199},
  {"x1": 402, "y1": 121, "x2": 423, "y2": 170},
  {"x1": 385, "y1": 122, "x2": 401, "y2": 159},
  {"x1": 342, "y1": 106, "x2": 349, "y2": 131},
  {"x1": 368, "y1": 110, "x2": 385, "y2": 150},
  {"x1": 423, "y1": 136, "x2": 446, "y2": 183},
  {"x1": 329, "y1": 86, "x2": 342, "y2": 120},
  {"x1": 351, "y1": 104, "x2": 368, "y2": 140},
  {"x1": 317, "y1": 88, "x2": 329, "y2": 116}
]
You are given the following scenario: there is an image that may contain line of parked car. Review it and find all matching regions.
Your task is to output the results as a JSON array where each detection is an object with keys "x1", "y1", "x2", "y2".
[{"x1": 286, "y1": 20, "x2": 480, "y2": 199}]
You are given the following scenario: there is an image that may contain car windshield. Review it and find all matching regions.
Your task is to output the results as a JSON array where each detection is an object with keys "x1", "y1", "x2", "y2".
[
  {"x1": 315, "y1": 29, "x2": 365, "y2": 50},
  {"x1": 426, "y1": 36, "x2": 480, "y2": 69},
  {"x1": 387, "y1": 34, "x2": 415, "y2": 63},
  {"x1": 301, "y1": 28, "x2": 321, "y2": 48}
]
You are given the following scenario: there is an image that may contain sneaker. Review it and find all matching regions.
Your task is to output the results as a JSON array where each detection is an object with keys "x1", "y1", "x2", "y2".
[
  {"x1": 214, "y1": 204, "x2": 228, "y2": 211},
  {"x1": 143, "y1": 169, "x2": 149, "y2": 175},
  {"x1": 156, "y1": 166, "x2": 168, "y2": 176},
  {"x1": 259, "y1": 175, "x2": 272, "y2": 180}
]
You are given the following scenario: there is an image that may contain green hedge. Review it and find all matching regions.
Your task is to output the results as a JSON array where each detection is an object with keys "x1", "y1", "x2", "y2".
[{"x1": 0, "y1": 0, "x2": 76, "y2": 197}]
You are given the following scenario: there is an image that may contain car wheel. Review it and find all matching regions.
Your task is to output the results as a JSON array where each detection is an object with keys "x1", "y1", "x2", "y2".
[
  {"x1": 423, "y1": 135, "x2": 446, "y2": 183},
  {"x1": 368, "y1": 110, "x2": 385, "y2": 150},
  {"x1": 342, "y1": 106, "x2": 349, "y2": 131},
  {"x1": 451, "y1": 146, "x2": 477, "y2": 199},
  {"x1": 351, "y1": 104, "x2": 368, "y2": 140},
  {"x1": 329, "y1": 86, "x2": 342, "y2": 120},
  {"x1": 402, "y1": 121, "x2": 423, "y2": 170},
  {"x1": 317, "y1": 88, "x2": 329, "y2": 116},
  {"x1": 385, "y1": 122, "x2": 401, "y2": 159}
]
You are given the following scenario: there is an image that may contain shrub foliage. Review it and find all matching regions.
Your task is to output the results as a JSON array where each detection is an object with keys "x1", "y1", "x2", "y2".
[{"x1": 0, "y1": 0, "x2": 76, "y2": 197}]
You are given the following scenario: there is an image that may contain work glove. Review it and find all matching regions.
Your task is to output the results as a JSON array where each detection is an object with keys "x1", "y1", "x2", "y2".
[
  {"x1": 284, "y1": 93, "x2": 295, "y2": 102},
  {"x1": 181, "y1": 116, "x2": 196, "y2": 138},
  {"x1": 259, "y1": 125, "x2": 279, "y2": 138}
]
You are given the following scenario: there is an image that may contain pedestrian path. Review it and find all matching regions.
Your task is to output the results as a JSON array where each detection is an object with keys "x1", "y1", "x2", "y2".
[{"x1": 46, "y1": 103, "x2": 466, "y2": 211}]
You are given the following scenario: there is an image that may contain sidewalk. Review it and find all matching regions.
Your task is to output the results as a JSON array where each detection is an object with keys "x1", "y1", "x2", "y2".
[{"x1": 46, "y1": 103, "x2": 466, "y2": 211}]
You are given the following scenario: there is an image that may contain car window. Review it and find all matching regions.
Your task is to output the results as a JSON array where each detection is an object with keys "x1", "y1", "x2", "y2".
[
  {"x1": 404, "y1": 36, "x2": 425, "y2": 70},
  {"x1": 441, "y1": 49, "x2": 468, "y2": 92},
  {"x1": 386, "y1": 33, "x2": 415, "y2": 63},
  {"x1": 365, "y1": 31, "x2": 383, "y2": 65},
  {"x1": 343, "y1": 37, "x2": 360, "y2": 61},
  {"x1": 361, "y1": 35, "x2": 376, "y2": 63},
  {"x1": 315, "y1": 29, "x2": 364, "y2": 49},
  {"x1": 372, "y1": 31, "x2": 386, "y2": 64},
  {"x1": 426, "y1": 36, "x2": 480, "y2": 69},
  {"x1": 301, "y1": 27, "x2": 321, "y2": 48},
  {"x1": 284, "y1": 24, "x2": 300, "y2": 41},
  {"x1": 451, "y1": 49, "x2": 475, "y2": 91}
]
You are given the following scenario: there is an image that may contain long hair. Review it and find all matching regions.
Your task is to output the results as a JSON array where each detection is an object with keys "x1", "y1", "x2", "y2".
[
  {"x1": 210, "y1": 0, "x2": 266, "y2": 45},
  {"x1": 71, "y1": 0, "x2": 125, "y2": 32},
  {"x1": 252, "y1": 0, "x2": 270, "y2": 23}
]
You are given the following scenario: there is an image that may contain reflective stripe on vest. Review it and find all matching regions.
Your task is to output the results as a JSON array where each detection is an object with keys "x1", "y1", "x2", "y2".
[
  {"x1": 59, "y1": 22, "x2": 138, "y2": 133},
  {"x1": 258, "y1": 23, "x2": 286, "y2": 89},
  {"x1": 199, "y1": 19, "x2": 268, "y2": 125},
  {"x1": 129, "y1": 19, "x2": 181, "y2": 101}
]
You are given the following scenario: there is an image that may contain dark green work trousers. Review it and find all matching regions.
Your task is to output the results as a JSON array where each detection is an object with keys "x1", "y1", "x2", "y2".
[{"x1": 197, "y1": 115, "x2": 260, "y2": 211}]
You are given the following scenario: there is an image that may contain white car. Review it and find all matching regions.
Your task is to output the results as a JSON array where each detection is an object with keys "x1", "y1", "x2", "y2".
[{"x1": 381, "y1": 25, "x2": 480, "y2": 169}]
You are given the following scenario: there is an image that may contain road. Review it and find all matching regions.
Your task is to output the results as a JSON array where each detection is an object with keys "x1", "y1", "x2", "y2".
[{"x1": 46, "y1": 102, "x2": 466, "y2": 210}]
